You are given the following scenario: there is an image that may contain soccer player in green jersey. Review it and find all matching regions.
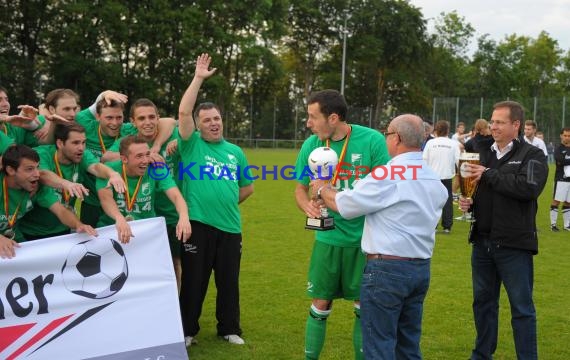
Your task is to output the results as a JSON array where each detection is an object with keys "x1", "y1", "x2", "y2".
[
  {"x1": 178, "y1": 53, "x2": 254, "y2": 347},
  {"x1": 101, "y1": 98, "x2": 183, "y2": 289},
  {"x1": 0, "y1": 86, "x2": 50, "y2": 146},
  {"x1": 75, "y1": 90, "x2": 175, "y2": 227},
  {"x1": 19, "y1": 123, "x2": 125, "y2": 240},
  {"x1": 0, "y1": 145, "x2": 97, "y2": 259},
  {"x1": 96, "y1": 135, "x2": 190, "y2": 245},
  {"x1": 294, "y1": 90, "x2": 390, "y2": 360}
]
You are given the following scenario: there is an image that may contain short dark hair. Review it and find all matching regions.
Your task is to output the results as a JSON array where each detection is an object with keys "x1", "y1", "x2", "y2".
[
  {"x1": 119, "y1": 135, "x2": 148, "y2": 156},
  {"x1": 494, "y1": 100, "x2": 525, "y2": 135},
  {"x1": 434, "y1": 120, "x2": 450, "y2": 137},
  {"x1": 525, "y1": 120, "x2": 537, "y2": 129},
  {"x1": 45, "y1": 89, "x2": 80, "y2": 109},
  {"x1": 194, "y1": 102, "x2": 222, "y2": 121},
  {"x1": 307, "y1": 89, "x2": 347, "y2": 122},
  {"x1": 54, "y1": 123, "x2": 86, "y2": 145},
  {"x1": 561, "y1": 127, "x2": 570, "y2": 134},
  {"x1": 2, "y1": 144, "x2": 40, "y2": 175},
  {"x1": 96, "y1": 98, "x2": 125, "y2": 115},
  {"x1": 129, "y1": 98, "x2": 158, "y2": 119},
  {"x1": 0, "y1": 86, "x2": 7, "y2": 95}
]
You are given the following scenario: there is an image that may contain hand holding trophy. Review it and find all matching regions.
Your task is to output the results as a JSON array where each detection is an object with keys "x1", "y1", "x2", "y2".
[
  {"x1": 458, "y1": 152, "x2": 480, "y2": 221},
  {"x1": 305, "y1": 147, "x2": 338, "y2": 231}
]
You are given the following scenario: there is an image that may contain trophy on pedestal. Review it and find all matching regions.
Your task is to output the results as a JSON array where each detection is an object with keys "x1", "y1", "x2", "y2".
[{"x1": 305, "y1": 147, "x2": 338, "y2": 231}]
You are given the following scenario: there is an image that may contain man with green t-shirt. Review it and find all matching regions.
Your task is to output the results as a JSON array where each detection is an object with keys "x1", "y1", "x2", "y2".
[
  {"x1": 0, "y1": 86, "x2": 51, "y2": 146},
  {"x1": 178, "y1": 53, "x2": 254, "y2": 347},
  {"x1": 19, "y1": 123, "x2": 125, "y2": 240},
  {"x1": 76, "y1": 91, "x2": 176, "y2": 227},
  {"x1": 100, "y1": 98, "x2": 183, "y2": 289},
  {"x1": 96, "y1": 135, "x2": 190, "y2": 245},
  {"x1": 294, "y1": 89, "x2": 390, "y2": 360},
  {"x1": 0, "y1": 145, "x2": 97, "y2": 259}
]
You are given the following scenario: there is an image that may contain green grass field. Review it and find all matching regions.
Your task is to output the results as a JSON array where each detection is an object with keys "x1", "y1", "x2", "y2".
[{"x1": 186, "y1": 148, "x2": 570, "y2": 360}]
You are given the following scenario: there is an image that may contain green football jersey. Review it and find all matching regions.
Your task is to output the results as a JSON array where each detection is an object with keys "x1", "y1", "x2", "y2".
[
  {"x1": 75, "y1": 108, "x2": 136, "y2": 206},
  {"x1": 96, "y1": 160, "x2": 176, "y2": 227},
  {"x1": 19, "y1": 145, "x2": 98, "y2": 237},
  {"x1": 0, "y1": 174, "x2": 59, "y2": 242},
  {"x1": 0, "y1": 131, "x2": 15, "y2": 154},
  {"x1": 295, "y1": 124, "x2": 390, "y2": 247},
  {"x1": 178, "y1": 131, "x2": 253, "y2": 234}
]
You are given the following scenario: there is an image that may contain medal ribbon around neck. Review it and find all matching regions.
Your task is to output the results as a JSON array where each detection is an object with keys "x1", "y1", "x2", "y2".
[
  {"x1": 325, "y1": 125, "x2": 352, "y2": 185},
  {"x1": 53, "y1": 152, "x2": 77, "y2": 205},
  {"x1": 2, "y1": 123, "x2": 7, "y2": 135},
  {"x1": 122, "y1": 163, "x2": 143, "y2": 214},
  {"x1": 98, "y1": 125, "x2": 118, "y2": 154},
  {"x1": 3, "y1": 177, "x2": 23, "y2": 229}
]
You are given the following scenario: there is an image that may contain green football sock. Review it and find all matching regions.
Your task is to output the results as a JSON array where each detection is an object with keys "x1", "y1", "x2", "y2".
[
  {"x1": 353, "y1": 306, "x2": 363, "y2": 360},
  {"x1": 305, "y1": 305, "x2": 331, "y2": 360}
]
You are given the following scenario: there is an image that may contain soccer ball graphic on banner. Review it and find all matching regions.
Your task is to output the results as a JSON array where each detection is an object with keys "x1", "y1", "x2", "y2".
[
  {"x1": 308, "y1": 147, "x2": 339, "y2": 178},
  {"x1": 61, "y1": 238, "x2": 129, "y2": 299}
]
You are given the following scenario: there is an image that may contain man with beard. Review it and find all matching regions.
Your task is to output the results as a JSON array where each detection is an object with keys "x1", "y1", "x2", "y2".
[
  {"x1": 294, "y1": 89, "x2": 390, "y2": 360},
  {"x1": 96, "y1": 136, "x2": 190, "y2": 245},
  {"x1": 19, "y1": 123, "x2": 125, "y2": 239},
  {"x1": 0, "y1": 144, "x2": 97, "y2": 259}
]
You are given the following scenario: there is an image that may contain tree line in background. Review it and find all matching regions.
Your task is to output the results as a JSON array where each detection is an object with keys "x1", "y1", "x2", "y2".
[{"x1": 2, "y1": 0, "x2": 570, "y2": 139}]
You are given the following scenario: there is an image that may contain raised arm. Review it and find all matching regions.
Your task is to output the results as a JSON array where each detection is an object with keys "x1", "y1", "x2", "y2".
[{"x1": 178, "y1": 53, "x2": 217, "y2": 140}]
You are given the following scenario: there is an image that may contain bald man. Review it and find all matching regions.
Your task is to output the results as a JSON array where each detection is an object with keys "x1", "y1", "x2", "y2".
[{"x1": 312, "y1": 114, "x2": 448, "y2": 359}]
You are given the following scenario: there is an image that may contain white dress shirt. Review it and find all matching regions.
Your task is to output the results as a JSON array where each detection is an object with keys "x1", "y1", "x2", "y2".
[{"x1": 336, "y1": 152, "x2": 448, "y2": 259}]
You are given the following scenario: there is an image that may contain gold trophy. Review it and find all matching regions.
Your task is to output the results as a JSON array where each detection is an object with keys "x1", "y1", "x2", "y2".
[
  {"x1": 305, "y1": 147, "x2": 338, "y2": 231},
  {"x1": 458, "y1": 152, "x2": 480, "y2": 222}
]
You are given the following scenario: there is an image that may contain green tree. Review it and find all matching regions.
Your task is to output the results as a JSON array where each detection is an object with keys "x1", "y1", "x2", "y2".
[{"x1": 348, "y1": 0, "x2": 428, "y2": 124}]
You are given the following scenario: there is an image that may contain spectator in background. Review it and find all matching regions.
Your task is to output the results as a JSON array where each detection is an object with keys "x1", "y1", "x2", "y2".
[
  {"x1": 464, "y1": 119, "x2": 492, "y2": 153},
  {"x1": 423, "y1": 120, "x2": 460, "y2": 234},
  {"x1": 523, "y1": 120, "x2": 548, "y2": 158},
  {"x1": 451, "y1": 121, "x2": 469, "y2": 146},
  {"x1": 547, "y1": 141, "x2": 555, "y2": 164},
  {"x1": 421, "y1": 120, "x2": 434, "y2": 151},
  {"x1": 550, "y1": 127, "x2": 570, "y2": 232}
]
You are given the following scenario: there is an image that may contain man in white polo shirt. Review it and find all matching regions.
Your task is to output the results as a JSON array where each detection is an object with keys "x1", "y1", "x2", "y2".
[{"x1": 423, "y1": 120, "x2": 460, "y2": 233}]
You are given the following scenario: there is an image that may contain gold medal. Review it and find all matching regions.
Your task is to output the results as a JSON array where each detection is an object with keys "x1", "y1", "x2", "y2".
[
  {"x1": 122, "y1": 163, "x2": 142, "y2": 221},
  {"x1": 3, "y1": 177, "x2": 23, "y2": 238},
  {"x1": 3, "y1": 228, "x2": 15, "y2": 240},
  {"x1": 64, "y1": 203, "x2": 76, "y2": 215}
]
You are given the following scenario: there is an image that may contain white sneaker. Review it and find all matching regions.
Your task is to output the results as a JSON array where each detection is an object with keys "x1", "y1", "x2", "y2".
[
  {"x1": 223, "y1": 334, "x2": 245, "y2": 345},
  {"x1": 184, "y1": 336, "x2": 197, "y2": 347}
]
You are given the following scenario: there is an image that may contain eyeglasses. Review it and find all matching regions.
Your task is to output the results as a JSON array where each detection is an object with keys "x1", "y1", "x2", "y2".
[
  {"x1": 383, "y1": 131, "x2": 396, "y2": 137},
  {"x1": 489, "y1": 120, "x2": 511, "y2": 126}
]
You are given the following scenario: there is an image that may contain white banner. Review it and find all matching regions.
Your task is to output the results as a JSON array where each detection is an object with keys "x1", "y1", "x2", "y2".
[{"x1": 0, "y1": 217, "x2": 187, "y2": 360}]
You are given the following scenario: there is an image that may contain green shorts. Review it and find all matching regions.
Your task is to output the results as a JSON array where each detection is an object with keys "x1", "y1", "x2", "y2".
[
  {"x1": 166, "y1": 224, "x2": 182, "y2": 258},
  {"x1": 306, "y1": 241, "x2": 365, "y2": 300}
]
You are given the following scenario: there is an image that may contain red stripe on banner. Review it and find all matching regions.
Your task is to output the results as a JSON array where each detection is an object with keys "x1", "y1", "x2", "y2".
[
  {"x1": 0, "y1": 323, "x2": 36, "y2": 353},
  {"x1": 6, "y1": 314, "x2": 74, "y2": 360}
]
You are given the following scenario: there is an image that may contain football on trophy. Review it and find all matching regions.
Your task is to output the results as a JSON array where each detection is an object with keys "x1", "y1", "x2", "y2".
[
  {"x1": 61, "y1": 238, "x2": 129, "y2": 299},
  {"x1": 308, "y1": 147, "x2": 339, "y2": 178}
]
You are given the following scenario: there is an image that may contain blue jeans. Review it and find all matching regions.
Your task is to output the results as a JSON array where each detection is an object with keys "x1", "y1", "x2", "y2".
[
  {"x1": 360, "y1": 258, "x2": 431, "y2": 360},
  {"x1": 470, "y1": 241, "x2": 537, "y2": 360}
]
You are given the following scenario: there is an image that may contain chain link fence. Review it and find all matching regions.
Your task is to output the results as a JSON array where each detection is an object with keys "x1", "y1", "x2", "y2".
[{"x1": 433, "y1": 97, "x2": 569, "y2": 145}]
